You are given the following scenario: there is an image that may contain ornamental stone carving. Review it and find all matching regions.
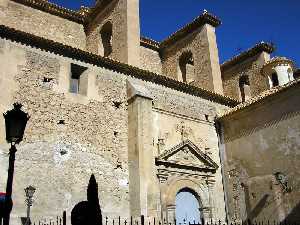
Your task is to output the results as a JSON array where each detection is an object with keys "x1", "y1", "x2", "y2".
[{"x1": 155, "y1": 139, "x2": 218, "y2": 183}]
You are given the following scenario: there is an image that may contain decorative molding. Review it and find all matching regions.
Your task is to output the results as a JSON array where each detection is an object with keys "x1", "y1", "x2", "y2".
[{"x1": 155, "y1": 139, "x2": 219, "y2": 183}]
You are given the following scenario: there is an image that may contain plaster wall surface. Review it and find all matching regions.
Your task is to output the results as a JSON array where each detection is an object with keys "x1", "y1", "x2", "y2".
[
  {"x1": 0, "y1": 38, "x2": 229, "y2": 224},
  {"x1": 0, "y1": 0, "x2": 86, "y2": 49},
  {"x1": 274, "y1": 65, "x2": 294, "y2": 86},
  {"x1": 221, "y1": 52, "x2": 270, "y2": 101},
  {"x1": 220, "y1": 85, "x2": 300, "y2": 222}
]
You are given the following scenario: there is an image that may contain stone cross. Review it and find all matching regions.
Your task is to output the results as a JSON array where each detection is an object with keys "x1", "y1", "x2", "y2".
[{"x1": 176, "y1": 121, "x2": 191, "y2": 141}]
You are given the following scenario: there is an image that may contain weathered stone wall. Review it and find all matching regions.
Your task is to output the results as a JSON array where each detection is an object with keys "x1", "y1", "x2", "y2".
[
  {"x1": 221, "y1": 52, "x2": 270, "y2": 101},
  {"x1": 220, "y1": 85, "x2": 300, "y2": 222},
  {"x1": 140, "y1": 46, "x2": 162, "y2": 74},
  {"x1": 0, "y1": 0, "x2": 86, "y2": 49},
  {"x1": 0, "y1": 38, "x2": 229, "y2": 224},
  {"x1": 161, "y1": 24, "x2": 223, "y2": 94},
  {"x1": 86, "y1": 0, "x2": 140, "y2": 66},
  {"x1": 0, "y1": 39, "x2": 130, "y2": 224}
]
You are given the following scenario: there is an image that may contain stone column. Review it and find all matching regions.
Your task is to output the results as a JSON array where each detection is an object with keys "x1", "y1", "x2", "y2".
[
  {"x1": 127, "y1": 81, "x2": 160, "y2": 218},
  {"x1": 207, "y1": 180, "x2": 214, "y2": 220},
  {"x1": 166, "y1": 204, "x2": 176, "y2": 224},
  {"x1": 201, "y1": 207, "x2": 211, "y2": 224}
]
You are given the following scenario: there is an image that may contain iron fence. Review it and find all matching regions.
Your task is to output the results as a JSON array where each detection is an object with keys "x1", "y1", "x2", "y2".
[
  {"x1": 32, "y1": 211, "x2": 66, "y2": 225},
  {"x1": 31, "y1": 213, "x2": 299, "y2": 225}
]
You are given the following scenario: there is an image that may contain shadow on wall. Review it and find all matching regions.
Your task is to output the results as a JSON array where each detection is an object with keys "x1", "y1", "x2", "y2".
[
  {"x1": 242, "y1": 182, "x2": 270, "y2": 223},
  {"x1": 283, "y1": 201, "x2": 300, "y2": 223}
]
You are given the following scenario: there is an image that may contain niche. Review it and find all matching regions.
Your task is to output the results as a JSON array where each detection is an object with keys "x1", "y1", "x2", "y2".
[
  {"x1": 178, "y1": 51, "x2": 194, "y2": 83},
  {"x1": 100, "y1": 21, "x2": 113, "y2": 57}
]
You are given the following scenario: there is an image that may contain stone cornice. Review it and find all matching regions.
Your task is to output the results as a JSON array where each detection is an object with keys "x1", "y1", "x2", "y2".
[
  {"x1": 0, "y1": 25, "x2": 239, "y2": 107},
  {"x1": 11, "y1": 0, "x2": 87, "y2": 24},
  {"x1": 217, "y1": 77, "x2": 300, "y2": 120},
  {"x1": 156, "y1": 161, "x2": 217, "y2": 173},
  {"x1": 221, "y1": 42, "x2": 275, "y2": 72},
  {"x1": 160, "y1": 11, "x2": 221, "y2": 49}
]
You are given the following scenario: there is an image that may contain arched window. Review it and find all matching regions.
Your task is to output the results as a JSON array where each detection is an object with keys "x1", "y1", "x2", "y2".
[
  {"x1": 239, "y1": 75, "x2": 251, "y2": 102},
  {"x1": 100, "y1": 21, "x2": 113, "y2": 57},
  {"x1": 179, "y1": 51, "x2": 194, "y2": 83},
  {"x1": 271, "y1": 72, "x2": 279, "y2": 87},
  {"x1": 175, "y1": 188, "x2": 203, "y2": 224}
]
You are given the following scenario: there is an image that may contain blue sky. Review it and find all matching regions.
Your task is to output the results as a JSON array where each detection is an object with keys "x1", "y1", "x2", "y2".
[{"x1": 52, "y1": 0, "x2": 299, "y2": 66}]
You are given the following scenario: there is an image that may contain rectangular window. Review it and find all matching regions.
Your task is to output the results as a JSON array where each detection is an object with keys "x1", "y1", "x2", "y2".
[{"x1": 70, "y1": 63, "x2": 87, "y2": 94}]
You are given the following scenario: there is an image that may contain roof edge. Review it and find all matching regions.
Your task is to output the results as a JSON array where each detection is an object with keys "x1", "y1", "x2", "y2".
[
  {"x1": 11, "y1": 0, "x2": 87, "y2": 24},
  {"x1": 221, "y1": 42, "x2": 275, "y2": 72},
  {"x1": 0, "y1": 25, "x2": 239, "y2": 107},
  {"x1": 160, "y1": 11, "x2": 221, "y2": 49},
  {"x1": 140, "y1": 37, "x2": 160, "y2": 51},
  {"x1": 217, "y1": 77, "x2": 300, "y2": 120}
]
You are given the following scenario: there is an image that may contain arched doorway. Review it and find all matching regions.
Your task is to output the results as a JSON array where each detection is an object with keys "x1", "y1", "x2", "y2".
[{"x1": 175, "y1": 188, "x2": 203, "y2": 224}]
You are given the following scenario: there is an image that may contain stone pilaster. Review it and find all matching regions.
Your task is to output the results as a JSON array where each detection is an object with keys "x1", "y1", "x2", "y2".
[
  {"x1": 202, "y1": 24, "x2": 223, "y2": 94},
  {"x1": 127, "y1": 80, "x2": 160, "y2": 218},
  {"x1": 126, "y1": 0, "x2": 140, "y2": 67}
]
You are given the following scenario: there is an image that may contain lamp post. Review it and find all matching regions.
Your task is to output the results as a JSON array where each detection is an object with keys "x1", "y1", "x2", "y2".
[
  {"x1": 1, "y1": 103, "x2": 30, "y2": 225},
  {"x1": 24, "y1": 186, "x2": 35, "y2": 225}
]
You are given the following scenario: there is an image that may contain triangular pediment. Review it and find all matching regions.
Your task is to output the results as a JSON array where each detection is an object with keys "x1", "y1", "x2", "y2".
[{"x1": 155, "y1": 139, "x2": 219, "y2": 171}]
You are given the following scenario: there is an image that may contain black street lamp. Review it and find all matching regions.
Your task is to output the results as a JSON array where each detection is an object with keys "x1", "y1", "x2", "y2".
[
  {"x1": 24, "y1": 186, "x2": 36, "y2": 225},
  {"x1": 1, "y1": 103, "x2": 30, "y2": 225}
]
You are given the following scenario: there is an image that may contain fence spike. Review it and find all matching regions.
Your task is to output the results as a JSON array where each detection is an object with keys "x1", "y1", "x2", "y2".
[
  {"x1": 141, "y1": 215, "x2": 145, "y2": 225},
  {"x1": 119, "y1": 216, "x2": 121, "y2": 225},
  {"x1": 125, "y1": 220, "x2": 128, "y2": 225},
  {"x1": 131, "y1": 216, "x2": 133, "y2": 225},
  {"x1": 63, "y1": 211, "x2": 66, "y2": 225}
]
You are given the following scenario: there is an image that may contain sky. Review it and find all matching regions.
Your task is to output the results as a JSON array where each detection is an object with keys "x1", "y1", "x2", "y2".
[{"x1": 51, "y1": 0, "x2": 300, "y2": 66}]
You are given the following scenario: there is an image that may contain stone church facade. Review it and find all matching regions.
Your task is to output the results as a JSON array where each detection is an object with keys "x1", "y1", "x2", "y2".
[{"x1": 0, "y1": 0, "x2": 299, "y2": 224}]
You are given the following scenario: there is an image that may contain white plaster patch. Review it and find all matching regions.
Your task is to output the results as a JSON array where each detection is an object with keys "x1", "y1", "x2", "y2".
[
  {"x1": 53, "y1": 141, "x2": 73, "y2": 166},
  {"x1": 118, "y1": 178, "x2": 128, "y2": 187}
]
